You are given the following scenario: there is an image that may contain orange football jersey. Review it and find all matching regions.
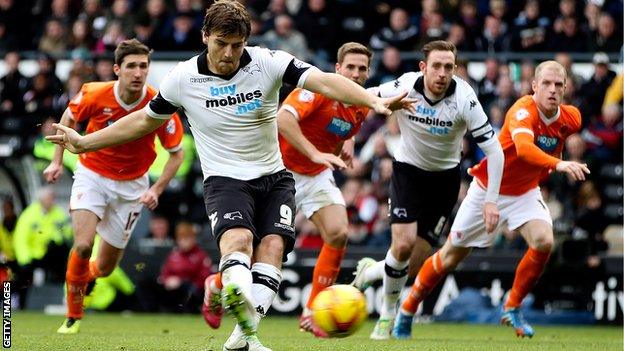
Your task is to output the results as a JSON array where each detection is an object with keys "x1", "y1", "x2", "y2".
[
  {"x1": 470, "y1": 95, "x2": 581, "y2": 196},
  {"x1": 279, "y1": 88, "x2": 369, "y2": 176},
  {"x1": 69, "y1": 81, "x2": 183, "y2": 180}
]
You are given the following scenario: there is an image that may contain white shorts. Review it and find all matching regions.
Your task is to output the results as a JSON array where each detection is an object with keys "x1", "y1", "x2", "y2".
[
  {"x1": 292, "y1": 168, "x2": 345, "y2": 218},
  {"x1": 70, "y1": 163, "x2": 148, "y2": 249},
  {"x1": 449, "y1": 180, "x2": 552, "y2": 248}
]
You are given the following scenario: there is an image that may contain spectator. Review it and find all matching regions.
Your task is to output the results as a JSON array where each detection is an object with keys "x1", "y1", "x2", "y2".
[
  {"x1": 0, "y1": 51, "x2": 28, "y2": 117},
  {"x1": 93, "y1": 55, "x2": 115, "y2": 81},
  {"x1": 12, "y1": 187, "x2": 72, "y2": 307},
  {"x1": 105, "y1": 0, "x2": 135, "y2": 38},
  {"x1": 572, "y1": 182, "x2": 609, "y2": 266},
  {"x1": 367, "y1": 46, "x2": 406, "y2": 87},
  {"x1": 416, "y1": 12, "x2": 448, "y2": 48},
  {"x1": 456, "y1": 0, "x2": 481, "y2": 49},
  {"x1": 69, "y1": 18, "x2": 95, "y2": 52},
  {"x1": 165, "y1": 12, "x2": 203, "y2": 52},
  {"x1": 477, "y1": 58, "x2": 499, "y2": 109},
  {"x1": 295, "y1": 0, "x2": 337, "y2": 64},
  {"x1": 94, "y1": 20, "x2": 127, "y2": 53},
  {"x1": 158, "y1": 221, "x2": 211, "y2": 313},
  {"x1": 490, "y1": 74, "x2": 516, "y2": 113},
  {"x1": 370, "y1": 7, "x2": 419, "y2": 51},
  {"x1": 144, "y1": 214, "x2": 174, "y2": 246},
  {"x1": 262, "y1": 14, "x2": 311, "y2": 61},
  {"x1": 588, "y1": 13, "x2": 622, "y2": 52},
  {"x1": 133, "y1": 0, "x2": 172, "y2": 51},
  {"x1": 23, "y1": 73, "x2": 57, "y2": 123},
  {"x1": 554, "y1": 52, "x2": 583, "y2": 87},
  {"x1": 581, "y1": 1, "x2": 601, "y2": 35},
  {"x1": 579, "y1": 52, "x2": 617, "y2": 122},
  {"x1": 38, "y1": 18, "x2": 69, "y2": 58},
  {"x1": 549, "y1": 16, "x2": 587, "y2": 52},
  {"x1": 585, "y1": 103, "x2": 623, "y2": 163},
  {"x1": 511, "y1": 0, "x2": 550, "y2": 51},
  {"x1": 36, "y1": 53, "x2": 63, "y2": 94},
  {"x1": 476, "y1": 15, "x2": 510, "y2": 53},
  {"x1": 77, "y1": 0, "x2": 107, "y2": 39},
  {"x1": 1, "y1": 198, "x2": 17, "y2": 234}
]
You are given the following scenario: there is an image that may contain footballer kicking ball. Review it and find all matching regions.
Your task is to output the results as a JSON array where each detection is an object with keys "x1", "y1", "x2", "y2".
[{"x1": 311, "y1": 284, "x2": 368, "y2": 338}]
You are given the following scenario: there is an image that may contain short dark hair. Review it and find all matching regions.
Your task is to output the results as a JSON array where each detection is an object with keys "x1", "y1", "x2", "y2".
[
  {"x1": 337, "y1": 42, "x2": 373, "y2": 66},
  {"x1": 422, "y1": 40, "x2": 457, "y2": 62},
  {"x1": 202, "y1": 0, "x2": 251, "y2": 39},
  {"x1": 114, "y1": 39, "x2": 151, "y2": 66}
]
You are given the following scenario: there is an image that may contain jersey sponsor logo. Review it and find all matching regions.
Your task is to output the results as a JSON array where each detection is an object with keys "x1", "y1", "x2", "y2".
[
  {"x1": 416, "y1": 105, "x2": 437, "y2": 117},
  {"x1": 205, "y1": 83, "x2": 264, "y2": 115},
  {"x1": 407, "y1": 112, "x2": 453, "y2": 135},
  {"x1": 224, "y1": 211, "x2": 243, "y2": 220},
  {"x1": 515, "y1": 108, "x2": 529, "y2": 121},
  {"x1": 536, "y1": 135, "x2": 559, "y2": 152},
  {"x1": 325, "y1": 117, "x2": 353, "y2": 137},
  {"x1": 190, "y1": 77, "x2": 214, "y2": 83}
]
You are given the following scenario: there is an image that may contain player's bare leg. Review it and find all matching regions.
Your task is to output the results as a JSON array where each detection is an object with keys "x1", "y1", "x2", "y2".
[
  {"x1": 300, "y1": 204, "x2": 348, "y2": 338},
  {"x1": 502, "y1": 220, "x2": 553, "y2": 338}
]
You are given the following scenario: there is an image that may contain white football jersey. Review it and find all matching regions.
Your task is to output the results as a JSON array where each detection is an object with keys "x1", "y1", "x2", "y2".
[
  {"x1": 145, "y1": 46, "x2": 314, "y2": 180},
  {"x1": 378, "y1": 72, "x2": 494, "y2": 171}
]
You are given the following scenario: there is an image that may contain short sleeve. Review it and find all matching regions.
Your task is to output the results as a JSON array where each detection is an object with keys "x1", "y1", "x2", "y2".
[
  {"x1": 507, "y1": 105, "x2": 536, "y2": 140},
  {"x1": 377, "y1": 73, "x2": 414, "y2": 98},
  {"x1": 68, "y1": 84, "x2": 94, "y2": 122},
  {"x1": 263, "y1": 49, "x2": 314, "y2": 88},
  {"x1": 461, "y1": 89, "x2": 495, "y2": 143},
  {"x1": 156, "y1": 113, "x2": 184, "y2": 151},
  {"x1": 145, "y1": 63, "x2": 183, "y2": 119},
  {"x1": 280, "y1": 88, "x2": 323, "y2": 121}
]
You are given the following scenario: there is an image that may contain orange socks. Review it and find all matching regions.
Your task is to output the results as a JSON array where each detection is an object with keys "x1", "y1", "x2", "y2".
[
  {"x1": 65, "y1": 250, "x2": 90, "y2": 319},
  {"x1": 505, "y1": 247, "x2": 550, "y2": 309},
  {"x1": 306, "y1": 243, "x2": 346, "y2": 309},
  {"x1": 401, "y1": 251, "x2": 446, "y2": 315},
  {"x1": 87, "y1": 261, "x2": 102, "y2": 282}
]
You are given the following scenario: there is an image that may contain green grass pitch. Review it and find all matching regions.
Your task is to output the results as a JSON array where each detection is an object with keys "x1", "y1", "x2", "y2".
[{"x1": 11, "y1": 312, "x2": 623, "y2": 350}]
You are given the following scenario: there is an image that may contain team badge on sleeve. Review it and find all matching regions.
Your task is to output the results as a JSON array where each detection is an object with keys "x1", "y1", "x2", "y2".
[
  {"x1": 298, "y1": 89, "x2": 314, "y2": 103},
  {"x1": 166, "y1": 119, "x2": 176, "y2": 134},
  {"x1": 515, "y1": 108, "x2": 529, "y2": 121}
]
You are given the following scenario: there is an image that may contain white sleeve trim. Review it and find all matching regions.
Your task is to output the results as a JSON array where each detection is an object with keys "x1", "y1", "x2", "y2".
[
  {"x1": 144, "y1": 105, "x2": 172, "y2": 120},
  {"x1": 511, "y1": 128, "x2": 534, "y2": 139},
  {"x1": 166, "y1": 144, "x2": 182, "y2": 153},
  {"x1": 297, "y1": 67, "x2": 319, "y2": 88},
  {"x1": 280, "y1": 104, "x2": 300, "y2": 120}
]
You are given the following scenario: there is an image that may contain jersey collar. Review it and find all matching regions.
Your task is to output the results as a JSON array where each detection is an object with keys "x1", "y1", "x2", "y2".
[
  {"x1": 113, "y1": 80, "x2": 147, "y2": 111},
  {"x1": 532, "y1": 95, "x2": 561, "y2": 126},
  {"x1": 197, "y1": 48, "x2": 252, "y2": 80},
  {"x1": 414, "y1": 76, "x2": 457, "y2": 106}
]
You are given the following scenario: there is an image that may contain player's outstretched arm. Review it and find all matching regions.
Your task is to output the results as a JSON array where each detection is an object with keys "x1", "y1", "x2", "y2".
[
  {"x1": 277, "y1": 108, "x2": 346, "y2": 170},
  {"x1": 46, "y1": 110, "x2": 167, "y2": 154},
  {"x1": 302, "y1": 70, "x2": 410, "y2": 116},
  {"x1": 43, "y1": 108, "x2": 77, "y2": 183}
]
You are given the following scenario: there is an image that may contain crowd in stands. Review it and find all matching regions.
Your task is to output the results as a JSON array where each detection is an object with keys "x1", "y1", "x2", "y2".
[{"x1": 0, "y1": 0, "x2": 622, "y2": 312}]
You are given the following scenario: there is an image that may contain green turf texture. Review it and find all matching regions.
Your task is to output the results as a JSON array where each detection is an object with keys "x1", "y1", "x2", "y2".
[{"x1": 11, "y1": 311, "x2": 623, "y2": 350}]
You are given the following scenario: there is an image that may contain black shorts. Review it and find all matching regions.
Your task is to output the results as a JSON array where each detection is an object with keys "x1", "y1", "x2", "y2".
[
  {"x1": 388, "y1": 161, "x2": 460, "y2": 246},
  {"x1": 203, "y1": 169, "x2": 296, "y2": 260}
]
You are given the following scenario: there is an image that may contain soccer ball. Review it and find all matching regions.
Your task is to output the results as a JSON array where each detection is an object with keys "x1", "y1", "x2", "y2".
[{"x1": 311, "y1": 284, "x2": 368, "y2": 338}]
